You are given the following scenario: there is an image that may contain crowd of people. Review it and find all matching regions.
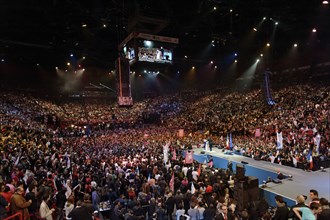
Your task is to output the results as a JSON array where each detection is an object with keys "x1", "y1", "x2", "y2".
[{"x1": 0, "y1": 82, "x2": 329, "y2": 220}]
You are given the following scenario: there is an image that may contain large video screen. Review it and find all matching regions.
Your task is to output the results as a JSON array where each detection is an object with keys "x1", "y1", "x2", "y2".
[
  {"x1": 137, "y1": 40, "x2": 173, "y2": 64},
  {"x1": 123, "y1": 46, "x2": 136, "y2": 65}
]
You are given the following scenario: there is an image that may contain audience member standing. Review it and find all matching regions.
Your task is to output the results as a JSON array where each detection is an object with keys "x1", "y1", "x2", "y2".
[
  {"x1": 272, "y1": 195, "x2": 289, "y2": 220},
  {"x1": 39, "y1": 192, "x2": 55, "y2": 220},
  {"x1": 10, "y1": 187, "x2": 32, "y2": 220}
]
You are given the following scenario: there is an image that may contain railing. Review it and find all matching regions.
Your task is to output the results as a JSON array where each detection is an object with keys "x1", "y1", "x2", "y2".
[{"x1": 3, "y1": 212, "x2": 23, "y2": 220}]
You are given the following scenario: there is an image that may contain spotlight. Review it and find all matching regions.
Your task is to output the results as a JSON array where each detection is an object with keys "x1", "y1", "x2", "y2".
[
  {"x1": 210, "y1": 61, "x2": 213, "y2": 64},
  {"x1": 70, "y1": 53, "x2": 74, "y2": 57},
  {"x1": 144, "y1": 40, "x2": 152, "y2": 47},
  {"x1": 192, "y1": 66, "x2": 195, "y2": 69},
  {"x1": 266, "y1": 43, "x2": 270, "y2": 47},
  {"x1": 322, "y1": 1, "x2": 329, "y2": 5},
  {"x1": 67, "y1": 62, "x2": 71, "y2": 66},
  {"x1": 294, "y1": 43, "x2": 298, "y2": 47},
  {"x1": 275, "y1": 22, "x2": 279, "y2": 25},
  {"x1": 214, "y1": 6, "x2": 217, "y2": 10},
  {"x1": 263, "y1": 17, "x2": 266, "y2": 20},
  {"x1": 234, "y1": 53, "x2": 238, "y2": 57},
  {"x1": 230, "y1": 9, "x2": 233, "y2": 12},
  {"x1": 253, "y1": 27, "x2": 258, "y2": 32},
  {"x1": 234, "y1": 60, "x2": 237, "y2": 63},
  {"x1": 214, "y1": 66, "x2": 217, "y2": 69},
  {"x1": 260, "y1": 53, "x2": 264, "y2": 57},
  {"x1": 312, "y1": 28, "x2": 317, "y2": 33},
  {"x1": 256, "y1": 59, "x2": 260, "y2": 62}
]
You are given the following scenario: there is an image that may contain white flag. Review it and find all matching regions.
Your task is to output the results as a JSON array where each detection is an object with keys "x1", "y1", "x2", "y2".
[{"x1": 276, "y1": 132, "x2": 283, "y2": 149}]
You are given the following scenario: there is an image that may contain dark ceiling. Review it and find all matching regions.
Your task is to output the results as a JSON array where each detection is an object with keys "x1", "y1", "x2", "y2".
[{"x1": 0, "y1": 0, "x2": 329, "y2": 90}]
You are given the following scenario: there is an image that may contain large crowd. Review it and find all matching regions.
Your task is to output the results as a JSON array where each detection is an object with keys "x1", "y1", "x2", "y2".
[{"x1": 0, "y1": 83, "x2": 329, "y2": 220}]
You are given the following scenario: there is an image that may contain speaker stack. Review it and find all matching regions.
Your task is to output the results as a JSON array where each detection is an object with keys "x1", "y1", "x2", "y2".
[{"x1": 234, "y1": 165, "x2": 260, "y2": 211}]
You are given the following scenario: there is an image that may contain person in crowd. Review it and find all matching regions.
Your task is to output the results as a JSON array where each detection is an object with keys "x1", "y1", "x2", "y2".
[
  {"x1": 203, "y1": 203, "x2": 216, "y2": 220},
  {"x1": 1, "y1": 184, "x2": 11, "y2": 217},
  {"x1": 25, "y1": 183, "x2": 38, "y2": 219},
  {"x1": 197, "y1": 201, "x2": 206, "y2": 220},
  {"x1": 68, "y1": 200, "x2": 93, "y2": 220},
  {"x1": 0, "y1": 189, "x2": 8, "y2": 219},
  {"x1": 10, "y1": 187, "x2": 32, "y2": 220},
  {"x1": 288, "y1": 195, "x2": 308, "y2": 220},
  {"x1": 318, "y1": 198, "x2": 330, "y2": 220},
  {"x1": 187, "y1": 203, "x2": 199, "y2": 220},
  {"x1": 215, "y1": 204, "x2": 228, "y2": 220},
  {"x1": 309, "y1": 189, "x2": 320, "y2": 205},
  {"x1": 39, "y1": 192, "x2": 55, "y2": 220},
  {"x1": 64, "y1": 196, "x2": 75, "y2": 219},
  {"x1": 176, "y1": 203, "x2": 186, "y2": 220},
  {"x1": 165, "y1": 192, "x2": 175, "y2": 220},
  {"x1": 293, "y1": 202, "x2": 322, "y2": 220},
  {"x1": 272, "y1": 195, "x2": 289, "y2": 220},
  {"x1": 55, "y1": 188, "x2": 67, "y2": 220}
]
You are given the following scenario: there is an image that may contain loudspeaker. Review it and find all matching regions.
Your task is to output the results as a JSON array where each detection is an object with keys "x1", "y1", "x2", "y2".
[
  {"x1": 247, "y1": 176, "x2": 259, "y2": 189},
  {"x1": 236, "y1": 164, "x2": 245, "y2": 179}
]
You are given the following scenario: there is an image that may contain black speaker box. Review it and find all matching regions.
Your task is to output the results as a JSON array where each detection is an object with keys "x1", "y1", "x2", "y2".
[{"x1": 236, "y1": 164, "x2": 245, "y2": 179}]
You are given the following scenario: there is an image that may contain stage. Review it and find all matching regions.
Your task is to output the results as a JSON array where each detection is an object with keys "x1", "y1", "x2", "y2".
[{"x1": 192, "y1": 148, "x2": 330, "y2": 207}]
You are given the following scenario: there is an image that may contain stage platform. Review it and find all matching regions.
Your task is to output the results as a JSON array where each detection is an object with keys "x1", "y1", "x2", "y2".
[{"x1": 192, "y1": 148, "x2": 330, "y2": 207}]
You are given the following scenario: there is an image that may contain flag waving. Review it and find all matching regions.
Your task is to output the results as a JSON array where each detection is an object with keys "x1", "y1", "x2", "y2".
[
  {"x1": 307, "y1": 151, "x2": 313, "y2": 170},
  {"x1": 169, "y1": 172, "x2": 174, "y2": 192},
  {"x1": 172, "y1": 149, "x2": 177, "y2": 160},
  {"x1": 197, "y1": 163, "x2": 201, "y2": 176},
  {"x1": 276, "y1": 131, "x2": 283, "y2": 149},
  {"x1": 163, "y1": 141, "x2": 170, "y2": 164},
  {"x1": 185, "y1": 150, "x2": 194, "y2": 164},
  {"x1": 229, "y1": 133, "x2": 233, "y2": 150}
]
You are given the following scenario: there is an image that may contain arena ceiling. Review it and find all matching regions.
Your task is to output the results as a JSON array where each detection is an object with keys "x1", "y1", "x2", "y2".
[{"x1": 0, "y1": 0, "x2": 329, "y2": 90}]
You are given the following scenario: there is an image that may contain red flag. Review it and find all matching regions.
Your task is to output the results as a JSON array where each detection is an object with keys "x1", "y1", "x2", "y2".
[
  {"x1": 307, "y1": 151, "x2": 313, "y2": 170},
  {"x1": 255, "y1": 128, "x2": 261, "y2": 138},
  {"x1": 197, "y1": 163, "x2": 201, "y2": 176},
  {"x1": 185, "y1": 150, "x2": 194, "y2": 164},
  {"x1": 169, "y1": 173, "x2": 174, "y2": 192},
  {"x1": 172, "y1": 149, "x2": 177, "y2": 160}
]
